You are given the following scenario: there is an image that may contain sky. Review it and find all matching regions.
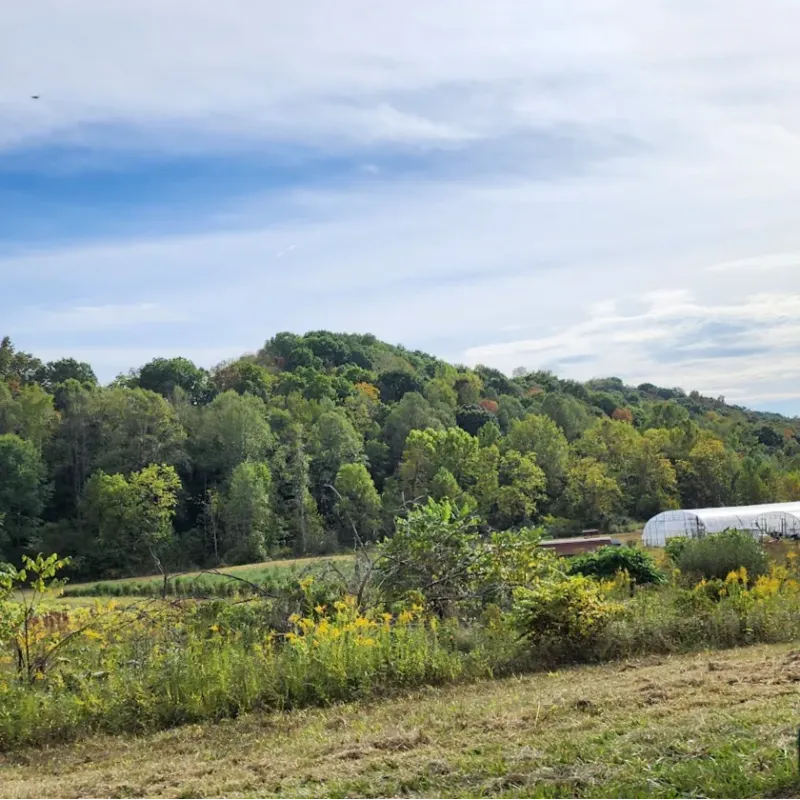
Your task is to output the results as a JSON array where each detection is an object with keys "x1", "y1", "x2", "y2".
[{"x1": 3, "y1": 2, "x2": 800, "y2": 414}]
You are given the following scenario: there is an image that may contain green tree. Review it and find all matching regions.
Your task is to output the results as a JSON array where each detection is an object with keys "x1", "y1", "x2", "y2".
[
  {"x1": 453, "y1": 373, "x2": 483, "y2": 406},
  {"x1": 644, "y1": 400, "x2": 690, "y2": 430},
  {"x1": 191, "y1": 391, "x2": 273, "y2": 482},
  {"x1": 272, "y1": 424, "x2": 327, "y2": 555},
  {"x1": 81, "y1": 464, "x2": 180, "y2": 576},
  {"x1": 629, "y1": 437, "x2": 679, "y2": 519},
  {"x1": 735, "y1": 456, "x2": 774, "y2": 505},
  {"x1": 578, "y1": 418, "x2": 677, "y2": 519},
  {"x1": 45, "y1": 380, "x2": 98, "y2": 516},
  {"x1": 429, "y1": 467, "x2": 468, "y2": 505},
  {"x1": 38, "y1": 358, "x2": 97, "y2": 392},
  {"x1": 333, "y1": 463, "x2": 382, "y2": 544},
  {"x1": 489, "y1": 450, "x2": 547, "y2": 529},
  {"x1": 0, "y1": 337, "x2": 43, "y2": 387},
  {"x1": 565, "y1": 457, "x2": 623, "y2": 528},
  {"x1": 133, "y1": 357, "x2": 213, "y2": 404},
  {"x1": 212, "y1": 358, "x2": 274, "y2": 401},
  {"x1": 477, "y1": 421, "x2": 502, "y2": 448},
  {"x1": 378, "y1": 369, "x2": 423, "y2": 404},
  {"x1": 506, "y1": 415, "x2": 569, "y2": 496},
  {"x1": 472, "y1": 443, "x2": 500, "y2": 511},
  {"x1": 222, "y1": 461, "x2": 275, "y2": 564},
  {"x1": 275, "y1": 367, "x2": 336, "y2": 401},
  {"x1": 677, "y1": 436, "x2": 738, "y2": 508},
  {"x1": 423, "y1": 378, "x2": 458, "y2": 410},
  {"x1": 383, "y1": 393, "x2": 446, "y2": 465},
  {"x1": 0, "y1": 434, "x2": 47, "y2": 559},
  {"x1": 260, "y1": 332, "x2": 322, "y2": 371},
  {"x1": 397, "y1": 427, "x2": 481, "y2": 501},
  {"x1": 1, "y1": 384, "x2": 59, "y2": 451},
  {"x1": 540, "y1": 393, "x2": 593, "y2": 441},
  {"x1": 308, "y1": 411, "x2": 364, "y2": 514},
  {"x1": 92, "y1": 387, "x2": 188, "y2": 476},
  {"x1": 455, "y1": 404, "x2": 495, "y2": 436},
  {"x1": 18, "y1": 385, "x2": 58, "y2": 445},
  {"x1": 496, "y1": 395, "x2": 526, "y2": 433}
]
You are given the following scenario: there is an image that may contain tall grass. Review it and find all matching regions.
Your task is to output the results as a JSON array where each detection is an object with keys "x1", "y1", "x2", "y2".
[
  {"x1": 62, "y1": 560, "x2": 355, "y2": 599},
  {"x1": 7, "y1": 564, "x2": 800, "y2": 751},
  {"x1": 0, "y1": 599, "x2": 504, "y2": 750}
]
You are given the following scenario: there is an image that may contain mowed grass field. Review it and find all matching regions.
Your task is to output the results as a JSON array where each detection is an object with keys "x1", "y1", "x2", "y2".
[
  {"x1": 3, "y1": 642, "x2": 800, "y2": 799},
  {"x1": 58, "y1": 553, "x2": 356, "y2": 599}
]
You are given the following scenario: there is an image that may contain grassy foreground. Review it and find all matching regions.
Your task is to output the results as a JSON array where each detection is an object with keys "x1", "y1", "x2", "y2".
[{"x1": 3, "y1": 642, "x2": 800, "y2": 799}]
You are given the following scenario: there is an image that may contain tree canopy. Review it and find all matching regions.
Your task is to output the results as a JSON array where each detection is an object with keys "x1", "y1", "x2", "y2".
[{"x1": 1, "y1": 329, "x2": 798, "y2": 578}]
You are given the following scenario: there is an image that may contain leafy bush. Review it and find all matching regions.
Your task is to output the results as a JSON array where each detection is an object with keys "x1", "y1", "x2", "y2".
[
  {"x1": 8, "y1": 551, "x2": 800, "y2": 750},
  {"x1": 0, "y1": 594, "x2": 498, "y2": 750},
  {"x1": 542, "y1": 515, "x2": 582, "y2": 539},
  {"x1": 377, "y1": 499, "x2": 482, "y2": 616},
  {"x1": 595, "y1": 564, "x2": 800, "y2": 659},
  {"x1": 669, "y1": 530, "x2": 769, "y2": 581},
  {"x1": 512, "y1": 574, "x2": 621, "y2": 658},
  {"x1": 569, "y1": 546, "x2": 666, "y2": 585},
  {"x1": 664, "y1": 536, "x2": 690, "y2": 562}
]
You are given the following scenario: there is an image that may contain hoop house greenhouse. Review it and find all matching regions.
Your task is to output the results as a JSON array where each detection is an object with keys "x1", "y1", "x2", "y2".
[{"x1": 642, "y1": 502, "x2": 800, "y2": 547}]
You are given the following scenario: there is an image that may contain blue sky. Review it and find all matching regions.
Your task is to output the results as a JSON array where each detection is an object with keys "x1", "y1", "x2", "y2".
[{"x1": 4, "y1": 2, "x2": 800, "y2": 414}]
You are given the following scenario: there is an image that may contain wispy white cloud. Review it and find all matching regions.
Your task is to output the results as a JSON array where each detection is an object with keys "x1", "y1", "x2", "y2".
[
  {"x1": 9, "y1": 303, "x2": 188, "y2": 335},
  {"x1": 464, "y1": 289, "x2": 800, "y2": 404},
  {"x1": 706, "y1": 251, "x2": 800, "y2": 273},
  {"x1": 4, "y1": 2, "x2": 800, "y2": 407}
]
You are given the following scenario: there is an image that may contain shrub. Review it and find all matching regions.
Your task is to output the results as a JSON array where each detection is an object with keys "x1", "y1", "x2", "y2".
[
  {"x1": 542, "y1": 515, "x2": 582, "y2": 539},
  {"x1": 0, "y1": 595, "x2": 500, "y2": 750},
  {"x1": 664, "y1": 536, "x2": 690, "y2": 562},
  {"x1": 670, "y1": 530, "x2": 769, "y2": 581},
  {"x1": 568, "y1": 546, "x2": 666, "y2": 585},
  {"x1": 512, "y1": 574, "x2": 621, "y2": 659},
  {"x1": 377, "y1": 499, "x2": 482, "y2": 616}
]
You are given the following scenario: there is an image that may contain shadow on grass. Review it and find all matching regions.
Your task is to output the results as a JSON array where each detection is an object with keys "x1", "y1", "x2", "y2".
[{"x1": 763, "y1": 778, "x2": 800, "y2": 798}]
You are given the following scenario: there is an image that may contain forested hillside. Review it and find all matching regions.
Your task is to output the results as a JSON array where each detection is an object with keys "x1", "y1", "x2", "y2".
[{"x1": 1, "y1": 331, "x2": 799, "y2": 579}]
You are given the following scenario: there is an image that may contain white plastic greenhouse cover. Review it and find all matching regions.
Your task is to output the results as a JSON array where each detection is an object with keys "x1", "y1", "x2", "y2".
[{"x1": 642, "y1": 502, "x2": 800, "y2": 547}]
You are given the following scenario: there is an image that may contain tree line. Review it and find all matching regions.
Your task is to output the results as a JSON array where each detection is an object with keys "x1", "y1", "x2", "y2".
[{"x1": 1, "y1": 331, "x2": 799, "y2": 579}]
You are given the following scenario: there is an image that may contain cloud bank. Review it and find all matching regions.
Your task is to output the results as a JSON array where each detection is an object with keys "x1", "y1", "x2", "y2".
[{"x1": 3, "y1": 1, "x2": 800, "y2": 410}]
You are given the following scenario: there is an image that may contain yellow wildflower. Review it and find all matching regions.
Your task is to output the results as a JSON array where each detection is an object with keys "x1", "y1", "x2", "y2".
[{"x1": 299, "y1": 617, "x2": 315, "y2": 634}]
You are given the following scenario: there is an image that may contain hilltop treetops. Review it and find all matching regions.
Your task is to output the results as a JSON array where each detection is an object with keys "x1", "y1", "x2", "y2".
[{"x1": 1, "y1": 330, "x2": 799, "y2": 579}]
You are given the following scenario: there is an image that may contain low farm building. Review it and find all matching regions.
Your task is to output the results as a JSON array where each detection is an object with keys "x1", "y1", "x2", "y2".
[{"x1": 538, "y1": 535, "x2": 621, "y2": 556}]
